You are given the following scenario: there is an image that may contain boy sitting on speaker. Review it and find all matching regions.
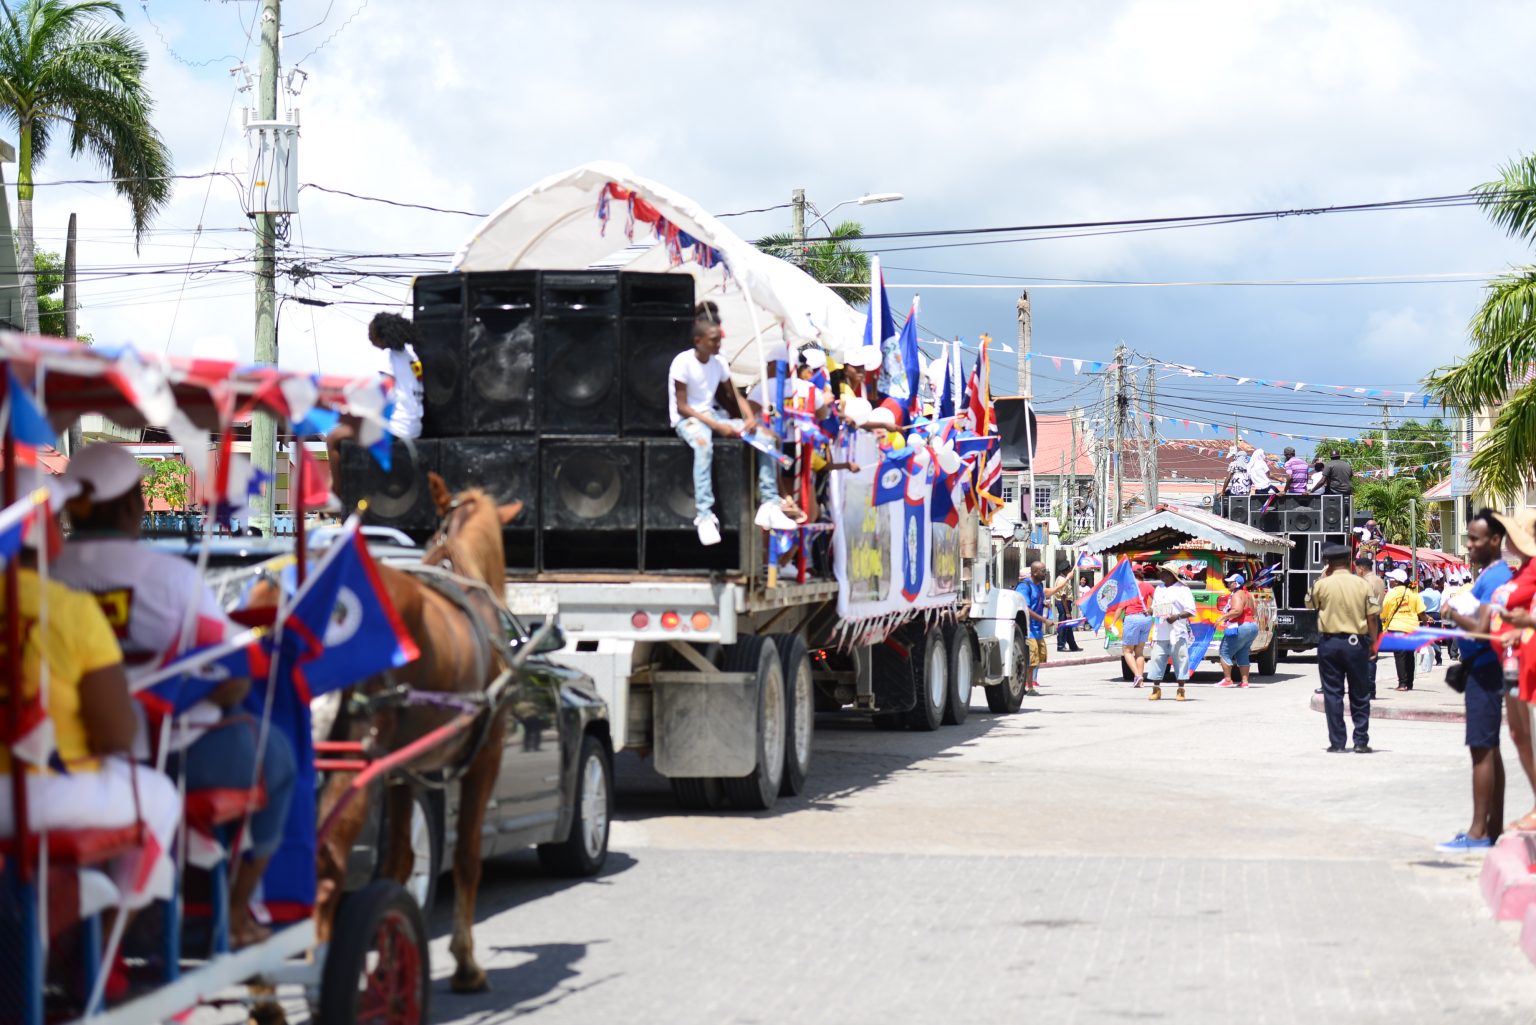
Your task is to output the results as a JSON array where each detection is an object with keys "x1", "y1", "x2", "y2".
[
  {"x1": 325, "y1": 312, "x2": 425, "y2": 505},
  {"x1": 670, "y1": 306, "x2": 781, "y2": 546}
]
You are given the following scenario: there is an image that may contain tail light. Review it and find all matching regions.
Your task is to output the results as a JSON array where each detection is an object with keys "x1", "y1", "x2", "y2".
[
  {"x1": 660, "y1": 611, "x2": 681, "y2": 630},
  {"x1": 690, "y1": 611, "x2": 712, "y2": 631}
]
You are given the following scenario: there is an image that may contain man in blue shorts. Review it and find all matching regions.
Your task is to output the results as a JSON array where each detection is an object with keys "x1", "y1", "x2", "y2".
[{"x1": 1439, "y1": 509, "x2": 1514, "y2": 853}]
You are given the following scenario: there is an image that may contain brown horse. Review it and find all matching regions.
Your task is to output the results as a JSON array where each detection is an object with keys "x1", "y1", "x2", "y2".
[{"x1": 249, "y1": 473, "x2": 520, "y2": 994}]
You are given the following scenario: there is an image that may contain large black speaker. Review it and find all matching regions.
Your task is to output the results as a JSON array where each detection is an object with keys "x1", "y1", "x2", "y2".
[
  {"x1": 464, "y1": 273, "x2": 538, "y2": 434},
  {"x1": 1285, "y1": 570, "x2": 1311, "y2": 609},
  {"x1": 1321, "y1": 495, "x2": 1346, "y2": 531},
  {"x1": 539, "y1": 274, "x2": 622, "y2": 433},
  {"x1": 337, "y1": 438, "x2": 439, "y2": 535},
  {"x1": 992, "y1": 398, "x2": 1039, "y2": 471},
  {"x1": 623, "y1": 316, "x2": 692, "y2": 435},
  {"x1": 622, "y1": 273, "x2": 694, "y2": 316},
  {"x1": 540, "y1": 438, "x2": 640, "y2": 569},
  {"x1": 1223, "y1": 496, "x2": 1252, "y2": 526},
  {"x1": 642, "y1": 437, "x2": 745, "y2": 571},
  {"x1": 437, "y1": 436, "x2": 539, "y2": 570},
  {"x1": 413, "y1": 275, "x2": 466, "y2": 437},
  {"x1": 1284, "y1": 503, "x2": 1322, "y2": 534}
]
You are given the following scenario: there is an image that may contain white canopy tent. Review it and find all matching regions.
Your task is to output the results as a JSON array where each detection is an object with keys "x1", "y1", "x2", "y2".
[{"x1": 451, "y1": 161, "x2": 867, "y2": 385}]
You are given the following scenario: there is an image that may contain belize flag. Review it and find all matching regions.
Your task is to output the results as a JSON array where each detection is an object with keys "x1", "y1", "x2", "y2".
[
  {"x1": 5, "y1": 367, "x2": 57, "y2": 447},
  {"x1": 132, "y1": 628, "x2": 272, "y2": 715},
  {"x1": 278, "y1": 518, "x2": 420, "y2": 698},
  {"x1": 1376, "y1": 626, "x2": 1468, "y2": 653},
  {"x1": 1078, "y1": 557, "x2": 1139, "y2": 632},
  {"x1": 873, "y1": 448, "x2": 917, "y2": 506}
]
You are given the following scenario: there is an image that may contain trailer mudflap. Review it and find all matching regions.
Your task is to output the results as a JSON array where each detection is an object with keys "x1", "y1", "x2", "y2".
[{"x1": 653, "y1": 672, "x2": 759, "y2": 777}]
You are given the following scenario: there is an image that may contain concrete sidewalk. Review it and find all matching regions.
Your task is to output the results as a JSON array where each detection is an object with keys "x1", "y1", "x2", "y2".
[{"x1": 1304, "y1": 654, "x2": 1466, "y2": 723}]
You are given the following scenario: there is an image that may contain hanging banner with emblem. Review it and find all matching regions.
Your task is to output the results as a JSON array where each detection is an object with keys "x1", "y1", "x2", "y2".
[{"x1": 830, "y1": 431, "x2": 961, "y2": 644}]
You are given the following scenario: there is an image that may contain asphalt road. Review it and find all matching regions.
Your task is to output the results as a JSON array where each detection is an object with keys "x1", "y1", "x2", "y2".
[{"x1": 410, "y1": 655, "x2": 1536, "y2": 1024}]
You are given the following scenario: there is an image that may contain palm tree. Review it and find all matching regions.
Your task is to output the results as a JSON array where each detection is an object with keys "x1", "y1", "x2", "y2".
[
  {"x1": 1425, "y1": 154, "x2": 1536, "y2": 499},
  {"x1": 757, "y1": 220, "x2": 871, "y2": 305},
  {"x1": 1354, "y1": 475, "x2": 1427, "y2": 547},
  {"x1": 0, "y1": 0, "x2": 171, "y2": 334}
]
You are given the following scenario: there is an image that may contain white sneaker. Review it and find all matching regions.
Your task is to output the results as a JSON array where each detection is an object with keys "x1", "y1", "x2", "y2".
[
  {"x1": 755, "y1": 500, "x2": 799, "y2": 532},
  {"x1": 695, "y1": 514, "x2": 722, "y2": 546}
]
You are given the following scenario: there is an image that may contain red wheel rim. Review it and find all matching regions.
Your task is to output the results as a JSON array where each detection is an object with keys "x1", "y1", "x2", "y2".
[{"x1": 355, "y1": 909, "x2": 423, "y2": 1025}]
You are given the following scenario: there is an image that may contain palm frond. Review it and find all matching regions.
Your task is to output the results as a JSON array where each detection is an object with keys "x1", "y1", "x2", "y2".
[
  {"x1": 1467, "y1": 381, "x2": 1536, "y2": 501},
  {"x1": 1474, "y1": 154, "x2": 1536, "y2": 244},
  {"x1": 1425, "y1": 268, "x2": 1536, "y2": 410}
]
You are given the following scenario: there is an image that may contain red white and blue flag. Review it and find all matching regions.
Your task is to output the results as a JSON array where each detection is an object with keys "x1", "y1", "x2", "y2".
[
  {"x1": 0, "y1": 487, "x2": 48, "y2": 567},
  {"x1": 132, "y1": 628, "x2": 272, "y2": 716},
  {"x1": 1077, "y1": 557, "x2": 1140, "y2": 632},
  {"x1": 278, "y1": 518, "x2": 420, "y2": 698}
]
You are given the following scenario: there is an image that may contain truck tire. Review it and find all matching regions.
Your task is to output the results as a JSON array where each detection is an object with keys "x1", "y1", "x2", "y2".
[
  {"x1": 905, "y1": 625, "x2": 947, "y2": 732},
  {"x1": 1255, "y1": 639, "x2": 1278, "y2": 677},
  {"x1": 670, "y1": 777, "x2": 726, "y2": 811},
  {"x1": 985, "y1": 625, "x2": 1029, "y2": 714},
  {"x1": 719, "y1": 637, "x2": 786, "y2": 811},
  {"x1": 942, "y1": 623, "x2": 976, "y2": 725},
  {"x1": 772, "y1": 633, "x2": 814, "y2": 797}
]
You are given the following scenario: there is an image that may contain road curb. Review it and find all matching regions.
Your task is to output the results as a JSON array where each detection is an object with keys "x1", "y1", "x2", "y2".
[
  {"x1": 1309, "y1": 691, "x2": 1465, "y2": 723},
  {"x1": 1042, "y1": 653, "x2": 1121, "y2": 670}
]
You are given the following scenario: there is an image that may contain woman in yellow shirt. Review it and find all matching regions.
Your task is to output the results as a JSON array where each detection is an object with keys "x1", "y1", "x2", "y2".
[
  {"x1": 0, "y1": 474, "x2": 180, "y2": 908},
  {"x1": 1381, "y1": 568, "x2": 1428, "y2": 692}
]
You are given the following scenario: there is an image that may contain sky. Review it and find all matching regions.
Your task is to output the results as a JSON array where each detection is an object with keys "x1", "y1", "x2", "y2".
[{"x1": 18, "y1": 0, "x2": 1536, "y2": 459}]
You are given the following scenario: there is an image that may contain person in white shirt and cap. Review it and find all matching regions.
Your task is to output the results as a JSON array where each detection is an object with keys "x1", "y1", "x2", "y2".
[{"x1": 53, "y1": 444, "x2": 297, "y2": 947}]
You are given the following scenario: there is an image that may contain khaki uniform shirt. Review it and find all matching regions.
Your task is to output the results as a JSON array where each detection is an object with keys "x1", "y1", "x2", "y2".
[
  {"x1": 1360, "y1": 570, "x2": 1386, "y2": 608},
  {"x1": 1306, "y1": 570, "x2": 1380, "y2": 636}
]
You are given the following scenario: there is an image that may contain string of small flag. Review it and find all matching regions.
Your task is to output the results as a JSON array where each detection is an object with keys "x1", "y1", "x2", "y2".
[{"x1": 1009, "y1": 348, "x2": 1439, "y2": 408}]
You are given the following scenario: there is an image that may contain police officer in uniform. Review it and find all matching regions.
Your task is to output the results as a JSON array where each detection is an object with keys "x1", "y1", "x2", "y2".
[{"x1": 1307, "y1": 543, "x2": 1382, "y2": 753}]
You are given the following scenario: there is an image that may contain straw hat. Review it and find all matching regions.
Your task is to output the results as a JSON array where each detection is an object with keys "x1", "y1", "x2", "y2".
[{"x1": 1492, "y1": 508, "x2": 1536, "y2": 559}]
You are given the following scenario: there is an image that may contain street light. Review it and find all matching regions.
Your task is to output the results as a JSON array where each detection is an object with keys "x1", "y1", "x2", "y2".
[{"x1": 805, "y1": 191, "x2": 905, "y2": 235}]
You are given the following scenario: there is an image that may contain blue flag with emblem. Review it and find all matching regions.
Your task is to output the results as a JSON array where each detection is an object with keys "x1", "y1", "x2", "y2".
[{"x1": 1077, "y1": 557, "x2": 1139, "y2": 632}]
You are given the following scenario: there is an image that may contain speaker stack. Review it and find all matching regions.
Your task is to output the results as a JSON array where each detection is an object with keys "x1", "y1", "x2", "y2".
[{"x1": 339, "y1": 270, "x2": 758, "y2": 574}]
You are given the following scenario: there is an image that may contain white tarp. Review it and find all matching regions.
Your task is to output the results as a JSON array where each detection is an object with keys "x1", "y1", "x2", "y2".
[{"x1": 452, "y1": 161, "x2": 867, "y2": 382}]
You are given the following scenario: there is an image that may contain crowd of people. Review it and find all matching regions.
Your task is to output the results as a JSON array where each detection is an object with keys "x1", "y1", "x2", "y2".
[
  {"x1": 0, "y1": 445, "x2": 298, "y2": 954},
  {"x1": 1224, "y1": 447, "x2": 1355, "y2": 497}
]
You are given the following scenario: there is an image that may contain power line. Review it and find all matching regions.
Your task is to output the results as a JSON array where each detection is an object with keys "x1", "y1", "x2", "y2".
[
  {"x1": 291, "y1": 0, "x2": 369, "y2": 66},
  {"x1": 136, "y1": 1, "x2": 243, "y2": 67},
  {"x1": 298, "y1": 182, "x2": 484, "y2": 217}
]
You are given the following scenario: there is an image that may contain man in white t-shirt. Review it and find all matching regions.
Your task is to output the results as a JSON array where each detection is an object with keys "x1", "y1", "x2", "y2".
[
  {"x1": 670, "y1": 313, "x2": 780, "y2": 544},
  {"x1": 325, "y1": 312, "x2": 425, "y2": 492},
  {"x1": 54, "y1": 443, "x2": 297, "y2": 947},
  {"x1": 1145, "y1": 565, "x2": 1197, "y2": 701}
]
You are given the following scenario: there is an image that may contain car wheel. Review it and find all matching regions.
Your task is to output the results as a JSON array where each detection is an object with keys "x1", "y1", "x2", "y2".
[
  {"x1": 942, "y1": 623, "x2": 975, "y2": 725},
  {"x1": 719, "y1": 637, "x2": 786, "y2": 811},
  {"x1": 773, "y1": 633, "x2": 814, "y2": 797},
  {"x1": 1255, "y1": 640, "x2": 1278, "y2": 677},
  {"x1": 538, "y1": 734, "x2": 612, "y2": 876},
  {"x1": 904, "y1": 625, "x2": 946, "y2": 731}
]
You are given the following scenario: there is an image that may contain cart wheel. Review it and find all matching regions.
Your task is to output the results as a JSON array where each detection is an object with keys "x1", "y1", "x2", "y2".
[{"x1": 318, "y1": 880, "x2": 430, "y2": 1025}]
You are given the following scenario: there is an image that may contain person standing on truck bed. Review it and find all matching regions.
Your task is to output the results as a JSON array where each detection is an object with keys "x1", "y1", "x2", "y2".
[
  {"x1": 1015, "y1": 561, "x2": 1052, "y2": 697},
  {"x1": 324, "y1": 312, "x2": 425, "y2": 503},
  {"x1": 1282, "y1": 447, "x2": 1311, "y2": 494},
  {"x1": 1310, "y1": 449, "x2": 1354, "y2": 495},
  {"x1": 670, "y1": 305, "x2": 780, "y2": 546},
  {"x1": 1308, "y1": 543, "x2": 1380, "y2": 753}
]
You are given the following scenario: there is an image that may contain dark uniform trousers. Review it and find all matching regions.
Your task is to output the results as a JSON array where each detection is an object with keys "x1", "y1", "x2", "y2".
[{"x1": 1319, "y1": 633, "x2": 1371, "y2": 749}]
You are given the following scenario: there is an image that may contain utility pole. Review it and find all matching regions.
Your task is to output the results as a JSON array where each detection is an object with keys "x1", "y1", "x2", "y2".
[
  {"x1": 1146, "y1": 364, "x2": 1158, "y2": 509},
  {"x1": 1017, "y1": 290, "x2": 1035, "y2": 531},
  {"x1": 250, "y1": 0, "x2": 280, "y2": 535},
  {"x1": 1068, "y1": 407, "x2": 1079, "y2": 537},
  {"x1": 790, "y1": 188, "x2": 806, "y2": 267},
  {"x1": 1113, "y1": 343, "x2": 1127, "y2": 524},
  {"x1": 1379, "y1": 404, "x2": 1393, "y2": 477},
  {"x1": 1098, "y1": 371, "x2": 1111, "y2": 529},
  {"x1": 63, "y1": 213, "x2": 79, "y2": 455}
]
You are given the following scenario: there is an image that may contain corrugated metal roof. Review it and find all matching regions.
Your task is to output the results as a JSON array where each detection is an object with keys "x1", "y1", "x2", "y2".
[{"x1": 1077, "y1": 504, "x2": 1293, "y2": 555}]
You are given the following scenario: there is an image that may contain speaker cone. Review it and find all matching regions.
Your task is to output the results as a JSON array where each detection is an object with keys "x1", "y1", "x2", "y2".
[{"x1": 555, "y1": 451, "x2": 624, "y2": 520}]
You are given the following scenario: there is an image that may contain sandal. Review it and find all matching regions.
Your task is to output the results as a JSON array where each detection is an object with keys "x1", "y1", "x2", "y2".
[{"x1": 1506, "y1": 812, "x2": 1536, "y2": 834}]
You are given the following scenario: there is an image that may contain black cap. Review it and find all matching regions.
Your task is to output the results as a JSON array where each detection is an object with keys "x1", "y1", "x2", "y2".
[{"x1": 1323, "y1": 543, "x2": 1352, "y2": 561}]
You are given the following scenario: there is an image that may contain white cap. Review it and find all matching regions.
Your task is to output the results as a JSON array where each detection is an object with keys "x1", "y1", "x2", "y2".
[
  {"x1": 1387, "y1": 568, "x2": 1409, "y2": 583},
  {"x1": 63, "y1": 443, "x2": 144, "y2": 503},
  {"x1": 846, "y1": 345, "x2": 882, "y2": 370},
  {"x1": 799, "y1": 347, "x2": 828, "y2": 371}
]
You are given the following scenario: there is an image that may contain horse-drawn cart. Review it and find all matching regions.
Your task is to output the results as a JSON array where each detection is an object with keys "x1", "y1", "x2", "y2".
[{"x1": 0, "y1": 333, "x2": 587, "y2": 1025}]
